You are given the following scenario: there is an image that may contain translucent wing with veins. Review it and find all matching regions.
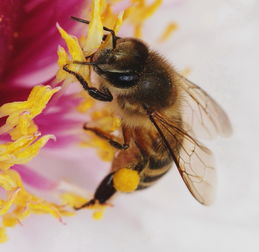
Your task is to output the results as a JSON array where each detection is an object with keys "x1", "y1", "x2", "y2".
[
  {"x1": 177, "y1": 135, "x2": 216, "y2": 205},
  {"x1": 152, "y1": 75, "x2": 232, "y2": 205},
  {"x1": 153, "y1": 112, "x2": 216, "y2": 205},
  {"x1": 176, "y1": 73, "x2": 232, "y2": 139}
]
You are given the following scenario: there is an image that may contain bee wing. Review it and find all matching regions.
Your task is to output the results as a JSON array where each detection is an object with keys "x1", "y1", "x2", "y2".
[
  {"x1": 153, "y1": 112, "x2": 216, "y2": 205},
  {"x1": 176, "y1": 73, "x2": 232, "y2": 139},
  {"x1": 176, "y1": 134, "x2": 216, "y2": 205}
]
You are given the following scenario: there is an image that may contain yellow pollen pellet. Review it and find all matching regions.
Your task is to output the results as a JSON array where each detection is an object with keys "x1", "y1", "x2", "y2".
[{"x1": 113, "y1": 168, "x2": 140, "y2": 193}]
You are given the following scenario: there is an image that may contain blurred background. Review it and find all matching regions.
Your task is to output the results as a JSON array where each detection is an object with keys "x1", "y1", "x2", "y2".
[{"x1": 2, "y1": 0, "x2": 259, "y2": 251}]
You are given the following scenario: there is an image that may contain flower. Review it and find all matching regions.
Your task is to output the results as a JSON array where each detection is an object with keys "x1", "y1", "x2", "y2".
[
  {"x1": 0, "y1": 85, "x2": 74, "y2": 242},
  {"x1": 0, "y1": 0, "x2": 179, "y2": 243},
  {"x1": 0, "y1": 0, "x2": 86, "y2": 242}
]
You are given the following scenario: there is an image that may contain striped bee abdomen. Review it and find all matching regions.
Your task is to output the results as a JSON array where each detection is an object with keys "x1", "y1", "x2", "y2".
[{"x1": 137, "y1": 156, "x2": 173, "y2": 190}]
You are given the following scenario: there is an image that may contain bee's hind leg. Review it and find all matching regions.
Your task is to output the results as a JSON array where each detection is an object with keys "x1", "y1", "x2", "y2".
[
  {"x1": 74, "y1": 172, "x2": 116, "y2": 210},
  {"x1": 75, "y1": 126, "x2": 132, "y2": 210}
]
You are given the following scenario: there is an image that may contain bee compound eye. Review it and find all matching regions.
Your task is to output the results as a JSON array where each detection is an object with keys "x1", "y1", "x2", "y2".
[
  {"x1": 105, "y1": 71, "x2": 138, "y2": 88},
  {"x1": 119, "y1": 74, "x2": 136, "y2": 82}
]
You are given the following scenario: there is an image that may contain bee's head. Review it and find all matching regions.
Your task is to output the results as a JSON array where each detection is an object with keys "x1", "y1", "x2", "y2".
[{"x1": 92, "y1": 38, "x2": 149, "y2": 89}]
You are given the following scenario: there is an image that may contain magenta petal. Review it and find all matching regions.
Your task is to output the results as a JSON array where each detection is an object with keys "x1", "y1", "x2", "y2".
[
  {"x1": 0, "y1": 78, "x2": 84, "y2": 149},
  {"x1": 0, "y1": 0, "x2": 23, "y2": 79},
  {"x1": 34, "y1": 88, "x2": 84, "y2": 148},
  {"x1": 12, "y1": 165, "x2": 58, "y2": 191},
  {"x1": 1, "y1": 0, "x2": 87, "y2": 85}
]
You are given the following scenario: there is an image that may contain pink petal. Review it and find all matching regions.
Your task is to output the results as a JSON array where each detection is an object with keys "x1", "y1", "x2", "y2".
[
  {"x1": 12, "y1": 164, "x2": 58, "y2": 190},
  {"x1": 111, "y1": 0, "x2": 131, "y2": 13},
  {"x1": 0, "y1": 78, "x2": 85, "y2": 148}
]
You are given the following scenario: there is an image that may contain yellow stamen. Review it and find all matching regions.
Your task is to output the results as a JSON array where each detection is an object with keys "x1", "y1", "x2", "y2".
[
  {"x1": 91, "y1": 109, "x2": 121, "y2": 132},
  {"x1": 0, "y1": 135, "x2": 55, "y2": 170},
  {"x1": 0, "y1": 85, "x2": 71, "y2": 242},
  {"x1": 56, "y1": 24, "x2": 85, "y2": 61},
  {"x1": 134, "y1": 23, "x2": 142, "y2": 38},
  {"x1": 80, "y1": 132, "x2": 116, "y2": 162},
  {"x1": 56, "y1": 25, "x2": 88, "y2": 82},
  {"x1": 101, "y1": 10, "x2": 124, "y2": 49},
  {"x1": 158, "y1": 22, "x2": 178, "y2": 42},
  {"x1": 92, "y1": 210, "x2": 104, "y2": 220},
  {"x1": 0, "y1": 136, "x2": 34, "y2": 161},
  {"x1": 0, "y1": 188, "x2": 21, "y2": 215},
  {"x1": 61, "y1": 192, "x2": 106, "y2": 220},
  {"x1": 13, "y1": 135, "x2": 55, "y2": 164},
  {"x1": 0, "y1": 85, "x2": 60, "y2": 136},
  {"x1": 140, "y1": 0, "x2": 162, "y2": 20},
  {"x1": 61, "y1": 192, "x2": 88, "y2": 208},
  {"x1": 101, "y1": 4, "x2": 116, "y2": 28},
  {"x1": 56, "y1": 45, "x2": 70, "y2": 81},
  {"x1": 127, "y1": 0, "x2": 163, "y2": 38},
  {"x1": 0, "y1": 227, "x2": 8, "y2": 243},
  {"x1": 0, "y1": 170, "x2": 23, "y2": 190},
  {"x1": 9, "y1": 114, "x2": 38, "y2": 141},
  {"x1": 83, "y1": 0, "x2": 104, "y2": 55},
  {"x1": 76, "y1": 91, "x2": 96, "y2": 113},
  {"x1": 2, "y1": 214, "x2": 19, "y2": 228}
]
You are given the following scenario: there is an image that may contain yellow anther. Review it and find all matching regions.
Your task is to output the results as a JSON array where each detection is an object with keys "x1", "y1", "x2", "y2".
[
  {"x1": 158, "y1": 22, "x2": 178, "y2": 42},
  {"x1": 0, "y1": 188, "x2": 21, "y2": 215},
  {"x1": 0, "y1": 227, "x2": 8, "y2": 243},
  {"x1": 13, "y1": 134, "x2": 55, "y2": 164},
  {"x1": 127, "y1": 0, "x2": 163, "y2": 38},
  {"x1": 56, "y1": 46, "x2": 70, "y2": 81},
  {"x1": 9, "y1": 114, "x2": 38, "y2": 140},
  {"x1": 56, "y1": 24, "x2": 85, "y2": 61},
  {"x1": 2, "y1": 214, "x2": 19, "y2": 227},
  {"x1": 92, "y1": 210, "x2": 104, "y2": 220},
  {"x1": 61, "y1": 192, "x2": 88, "y2": 208},
  {"x1": 83, "y1": 0, "x2": 104, "y2": 55},
  {"x1": 0, "y1": 85, "x2": 60, "y2": 136}
]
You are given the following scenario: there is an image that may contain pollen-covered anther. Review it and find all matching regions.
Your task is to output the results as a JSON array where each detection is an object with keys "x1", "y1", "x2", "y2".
[
  {"x1": 0, "y1": 227, "x2": 8, "y2": 243},
  {"x1": 56, "y1": 24, "x2": 88, "y2": 81},
  {"x1": 113, "y1": 168, "x2": 140, "y2": 193},
  {"x1": 127, "y1": 0, "x2": 163, "y2": 38},
  {"x1": 158, "y1": 22, "x2": 178, "y2": 42},
  {"x1": 0, "y1": 85, "x2": 60, "y2": 136}
]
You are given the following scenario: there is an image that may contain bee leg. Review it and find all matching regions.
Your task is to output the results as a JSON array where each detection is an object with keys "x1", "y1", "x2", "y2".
[
  {"x1": 63, "y1": 65, "x2": 113, "y2": 102},
  {"x1": 74, "y1": 172, "x2": 116, "y2": 210},
  {"x1": 83, "y1": 123, "x2": 129, "y2": 150},
  {"x1": 71, "y1": 16, "x2": 119, "y2": 49}
]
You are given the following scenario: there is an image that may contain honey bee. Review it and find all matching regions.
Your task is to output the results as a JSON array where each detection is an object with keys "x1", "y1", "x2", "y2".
[{"x1": 63, "y1": 16, "x2": 232, "y2": 208}]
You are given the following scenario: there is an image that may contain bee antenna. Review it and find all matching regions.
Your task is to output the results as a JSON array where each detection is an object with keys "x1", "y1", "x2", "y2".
[
  {"x1": 71, "y1": 16, "x2": 90, "y2": 25},
  {"x1": 71, "y1": 16, "x2": 118, "y2": 48}
]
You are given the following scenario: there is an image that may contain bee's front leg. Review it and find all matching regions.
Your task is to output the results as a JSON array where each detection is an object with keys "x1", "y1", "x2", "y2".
[{"x1": 63, "y1": 65, "x2": 113, "y2": 102}]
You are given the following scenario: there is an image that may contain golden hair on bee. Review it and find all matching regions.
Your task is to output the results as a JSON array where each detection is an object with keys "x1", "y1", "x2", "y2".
[{"x1": 64, "y1": 16, "x2": 232, "y2": 209}]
